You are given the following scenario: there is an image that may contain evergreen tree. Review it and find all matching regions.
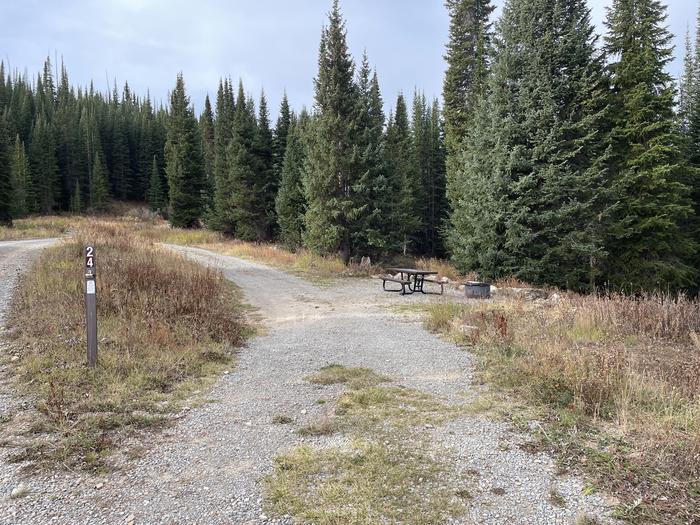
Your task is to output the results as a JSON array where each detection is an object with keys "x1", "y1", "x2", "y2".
[
  {"x1": 70, "y1": 179, "x2": 82, "y2": 213},
  {"x1": 226, "y1": 81, "x2": 259, "y2": 239},
  {"x1": 90, "y1": 152, "x2": 109, "y2": 211},
  {"x1": 200, "y1": 94, "x2": 216, "y2": 211},
  {"x1": 276, "y1": 112, "x2": 308, "y2": 249},
  {"x1": 304, "y1": 0, "x2": 361, "y2": 262},
  {"x1": 212, "y1": 79, "x2": 236, "y2": 232},
  {"x1": 273, "y1": 93, "x2": 292, "y2": 181},
  {"x1": 681, "y1": 4, "x2": 700, "y2": 286},
  {"x1": 29, "y1": 115, "x2": 58, "y2": 213},
  {"x1": 353, "y1": 54, "x2": 389, "y2": 256},
  {"x1": 385, "y1": 94, "x2": 418, "y2": 255},
  {"x1": 442, "y1": 0, "x2": 494, "y2": 156},
  {"x1": 449, "y1": 0, "x2": 611, "y2": 290},
  {"x1": 252, "y1": 91, "x2": 276, "y2": 240},
  {"x1": 10, "y1": 135, "x2": 31, "y2": 218},
  {"x1": 164, "y1": 74, "x2": 206, "y2": 228},
  {"x1": 0, "y1": 116, "x2": 12, "y2": 226},
  {"x1": 147, "y1": 155, "x2": 165, "y2": 211},
  {"x1": 605, "y1": 0, "x2": 697, "y2": 290}
]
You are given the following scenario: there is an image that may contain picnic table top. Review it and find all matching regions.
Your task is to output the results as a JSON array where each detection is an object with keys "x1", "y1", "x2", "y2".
[{"x1": 386, "y1": 267, "x2": 438, "y2": 276}]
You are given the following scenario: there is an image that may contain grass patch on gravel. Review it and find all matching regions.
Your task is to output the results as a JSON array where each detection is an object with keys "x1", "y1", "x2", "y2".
[
  {"x1": 421, "y1": 295, "x2": 700, "y2": 524},
  {"x1": 306, "y1": 364, "x2": 389, "y2": 389},
  {"x1": 4, "y1": 219, "x2": 250, "y2": 471},
  {"x1": 265, "y1": 366, "x2": 469, "y2": 524}
]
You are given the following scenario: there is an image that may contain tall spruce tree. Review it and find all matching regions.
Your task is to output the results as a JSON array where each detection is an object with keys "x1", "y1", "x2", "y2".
[
  {"x1": 304, "y1": 0, "x2": 361, "y2": 262},
  {"x1": 0, "y1": 116, "x2": 12, "y2": 226},
  {"x1": 352, "y1": 54, "x2": 389, "y2": 257},
  {"x1": 449, "y1": 0, "x2": 611, "y2": 290},
  {"x1": 226, "y1": 81, "x2": 259, "y2": 240},
  {"x1": 29, "y1": 115, "x2": 58, "y2": 213},
  {"x1": 147, "y1": 155, "x2": 165, "y2": 211},
  {"x1": 443, "y1": 0, "x2": 494, "y2": 156},
  {"x1": 252, "y1": 91, "x2": 276, "y2": 240},
  {"x1": 10, "y1": 135, "x2": 31, "y2": 218},
  {"x1": 385, "y1": 94, "x2": 419, "y2": 254},
  {"x1": 200, "y1": 94, "x2": 216, "y2": 214},
  {"x1": 90, "y1": 151, "x2": 109, "y2": 211},
  {"x1": 212, "y1": 79, "x2": 236, "y2": 232},
  {"x1": 276, "y1": 112, "x2": 308, "y2": 249},
  {"x1": 605, "y1": 0, "x2": 697, "y2": 290},
  {"x1": 164, "y1": 74, "x2": 206, "y2": 228},
  {"x1": 273, "y1": 93, "x2": 292, "y2": 182}
]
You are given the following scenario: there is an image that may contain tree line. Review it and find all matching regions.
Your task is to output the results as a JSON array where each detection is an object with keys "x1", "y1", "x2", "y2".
[
  {"x1": 444, "y1": 0, "x2": 700, "y2": 293},
  {"x1": 1, "y1": 0, "x2": 699, "y2": 293}
]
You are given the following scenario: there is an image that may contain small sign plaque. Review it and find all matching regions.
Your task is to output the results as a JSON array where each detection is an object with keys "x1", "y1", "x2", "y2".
[{"x1": 86, "y1": 280, "x2": 96, "y2": 294}]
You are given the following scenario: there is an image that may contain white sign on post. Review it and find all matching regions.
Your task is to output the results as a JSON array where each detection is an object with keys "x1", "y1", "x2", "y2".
[{"x1": 86, "y1": 280, "x2": 96, "y2": 294}]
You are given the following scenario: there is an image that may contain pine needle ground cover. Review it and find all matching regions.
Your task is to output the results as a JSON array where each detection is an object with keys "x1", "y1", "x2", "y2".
[
  {"x1": 2, "y1": 220, "x2": 250, "y2": 470},
  {"x1": 423, "y1": 295, "x2": 700, "y2": 523}
]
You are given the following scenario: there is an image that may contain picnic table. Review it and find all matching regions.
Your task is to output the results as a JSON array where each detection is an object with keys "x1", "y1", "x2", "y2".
[{"x1": 380, "y1": 267, "x2": 441, "y2": 295}]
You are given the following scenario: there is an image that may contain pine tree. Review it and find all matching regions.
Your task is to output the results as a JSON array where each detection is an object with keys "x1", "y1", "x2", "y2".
[
  {"x1": 385, "y1": 94, "x2": 418, "y2": 255},
  {"x1": 29, "y1": 115, "x2": 59, "y2": 213},
  {"x1": 252, "y1": 91, "x2": 276, "y2": 240},
  {"x1": 681, "y1": 4, "x2": 700, "y2": 286},
  {"x1": 212, "y1": 79, "x2": 236, "y2": 232},
  {"x1": 352, "y1": 54, "x2": 389, "y2": 256},
  {"x1": 226, "y1": 81, "x2": 259, "y2": 240},
  {"x1": 90, "y1": 152, "x2": 110, "y2": 211},
  {"x1": 449, "y1": 0, "x2": 611, "y2": 290},
  {"x1": 147, "y1": 155, "x2": 165, "y2": 211},
  {"x1": 276, "y1": 112, "x2": 308, "y2": 249},
  {"x1": 164, "y1": 74, "x2": 206, "y2": 228},
  {"x1": 10, "y1": 135, "x2": 31, "y2": 218},
  {"x1": 200, "y1": 94, "x2": 216, "y2": 213},
  {"x1": 605, "y1": 0, "x2": 697, "y2": 290},
  {"x1": 0, "y1": 116, "x2": 12, "y2": 226},
  {"x1": 442, "y1": 0, "x2": 494, "y2": 156},
  {"x1": 304, "y1": 0, "x2": 361, "y2": 262},
  {"x1": 273, "y1": 93, "x2": 292, "y2": 181},
  {"x1": 70, "y1": 179, "x2": 82, "y2": 213}
]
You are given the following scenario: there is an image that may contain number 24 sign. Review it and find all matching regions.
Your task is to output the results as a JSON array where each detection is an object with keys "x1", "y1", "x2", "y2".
[{"x1": 85, "y1": 245, "x2": 95, "y2": 269}]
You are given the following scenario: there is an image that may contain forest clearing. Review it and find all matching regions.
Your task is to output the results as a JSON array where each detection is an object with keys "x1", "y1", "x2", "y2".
[{"x1": 1, "y1": 0, "x2": 700, "y2": 523}]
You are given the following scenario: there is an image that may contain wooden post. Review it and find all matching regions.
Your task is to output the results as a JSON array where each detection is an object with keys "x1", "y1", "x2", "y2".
[{"x1": 85, "y1": 245, "x2": 97, "y2": 367}]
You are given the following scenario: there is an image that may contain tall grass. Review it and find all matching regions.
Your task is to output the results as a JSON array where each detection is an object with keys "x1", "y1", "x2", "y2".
[
  {"x1": 425, "y1": 293, "x2": 700, "y2": 522},
  {"x1": 0, "y1": 215, "x2": 81, "y2": 241},
  {"x1": 5, "y1": 220, "x2": 249, "y2": 469}
]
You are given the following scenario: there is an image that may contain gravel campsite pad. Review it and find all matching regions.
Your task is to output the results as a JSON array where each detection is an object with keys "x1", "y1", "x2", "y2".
[{"x1": 0, "y1": 243, "x2": 616, "y2": 524}]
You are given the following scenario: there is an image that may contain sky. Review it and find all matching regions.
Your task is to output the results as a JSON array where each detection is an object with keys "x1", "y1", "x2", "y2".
[{"x1": 0, "y1": 0, "x2": 696, "y2": 118}]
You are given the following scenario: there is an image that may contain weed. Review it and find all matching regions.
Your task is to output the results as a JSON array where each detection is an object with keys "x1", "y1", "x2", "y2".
[
  {"x1": 549, "y1": 488, "x2": 567, "y2": 507},
  {"x1": 272, "y1": 415, "x2": 293, "y2": 425}
]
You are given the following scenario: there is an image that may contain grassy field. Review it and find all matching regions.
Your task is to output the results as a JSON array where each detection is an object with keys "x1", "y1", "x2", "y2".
[
  {"x1": 0, "y1": 215, "x2": 82, "y2": 241},
  {"x1": 423, "y1": 294, "x2": 700, "y2": 523},
  {"x1": 2, "y1": 219, "x2": 251, "y2": 470}
]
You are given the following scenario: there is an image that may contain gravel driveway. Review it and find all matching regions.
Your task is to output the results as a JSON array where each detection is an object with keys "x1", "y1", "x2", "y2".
[{"x1": 0, "y1": 244, "x2": 616, "y2": 524}]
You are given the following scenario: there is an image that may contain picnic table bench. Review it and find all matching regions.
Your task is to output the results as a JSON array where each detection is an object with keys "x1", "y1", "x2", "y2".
[{"x1": 378, "y1": 268, "x2": 443, "y2": 295}]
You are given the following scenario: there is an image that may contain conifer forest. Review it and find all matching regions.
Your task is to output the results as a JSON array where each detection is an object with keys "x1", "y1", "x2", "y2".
[{"x1": 1, "y1": 0, "x2": 699, "y2": 294}]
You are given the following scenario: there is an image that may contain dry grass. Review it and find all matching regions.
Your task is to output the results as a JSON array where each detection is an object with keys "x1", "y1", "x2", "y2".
[
  {"x1": 424, "y1": 293, "x2": 700, "y2": 523},
  {"x1": 0, "y1": 215, "x2": 81, "y2": 240},
  {"x1": 4, "y1": 219, "x2": 250, "y2": 469}
]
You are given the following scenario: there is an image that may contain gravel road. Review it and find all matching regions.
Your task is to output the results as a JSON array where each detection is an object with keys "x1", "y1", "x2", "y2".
[{"x1": 0, "y1": 244, "x2": 616, "y2": 524}]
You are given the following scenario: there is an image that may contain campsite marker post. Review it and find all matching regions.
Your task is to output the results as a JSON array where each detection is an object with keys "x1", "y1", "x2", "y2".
[{"x1": 85, "y1": 245, "x2": 97, "y2": 367}]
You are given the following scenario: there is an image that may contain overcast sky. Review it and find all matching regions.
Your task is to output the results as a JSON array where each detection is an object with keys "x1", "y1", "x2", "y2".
[{"x1": 0, "y1": 0, "x2": 696, "y2": 117}]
